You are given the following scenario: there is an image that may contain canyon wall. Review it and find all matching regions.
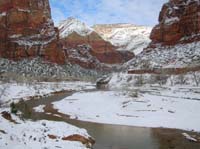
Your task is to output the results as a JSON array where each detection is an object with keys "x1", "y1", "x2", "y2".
[{"x1": 0, "y1": 0, "x2": 65, "y2": 64}]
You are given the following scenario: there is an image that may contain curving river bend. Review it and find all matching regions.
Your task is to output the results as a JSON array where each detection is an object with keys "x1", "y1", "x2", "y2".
[{"x1": 16, "y1": 91, "x2": 200, "y2": 149}]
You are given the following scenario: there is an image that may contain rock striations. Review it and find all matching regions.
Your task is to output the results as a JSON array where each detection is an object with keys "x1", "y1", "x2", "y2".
[
  {"x1": 150, "y1": 0, "x2": 200, "y2": 46},
  {"x1": 0, "y1": 0, "x2": 65, "y2": 64}
]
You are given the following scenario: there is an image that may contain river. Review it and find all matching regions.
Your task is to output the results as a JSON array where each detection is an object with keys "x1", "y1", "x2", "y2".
[{"x1": 16, "y1": 90, "x2": 200, "y2": 149}]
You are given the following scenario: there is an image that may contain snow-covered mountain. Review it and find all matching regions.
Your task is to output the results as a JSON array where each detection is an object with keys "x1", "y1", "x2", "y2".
[
  {"x1": 58, "y1": 17, "x2": 93, "y2": 38},
  {"x1": 58, "y1": 18, "x2": 134, "y2": 66},
  {"x1": 93, "y1": 24, "x2": 152, "y2": 55},
  {"x1": 58, "y1": 18, "x2": 151, "y2": 55}
]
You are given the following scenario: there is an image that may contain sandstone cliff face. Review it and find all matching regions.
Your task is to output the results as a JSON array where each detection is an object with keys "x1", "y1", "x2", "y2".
[
  {"x1": 150, "y1": 0, "x2": 200, "y2": 46},
  {"x1": 0, "y1": 0, "x2": 65, "y2": 64},
  {"x1": 61, "y1": 31, "x2": 134, "y2": 64}
]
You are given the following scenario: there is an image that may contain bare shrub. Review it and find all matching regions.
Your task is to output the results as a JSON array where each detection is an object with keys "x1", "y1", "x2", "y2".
[
  {"x1": 134, "y1": 75, "x2": 144, "y2": 86},
  {"x1": 192, "y1": 72, "x2": 200, "y2": 86},
  {"x1": 177, "y1": 74, "x2": 187, "y2": 85},
  {"x1": 155, "y1": 75, "x2": 168, "y2": 86},
  {"x1": 0, "y1": 84, "x2": 8, "y2": 107}
]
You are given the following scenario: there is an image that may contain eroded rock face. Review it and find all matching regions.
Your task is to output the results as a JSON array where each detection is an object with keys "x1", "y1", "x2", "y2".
[
  {"x1": 150, "y1": 0, "x2": 200, "y2": 46},
  {"x1": 63, "y1": 44, "x2": 108, "y2": 70},
  {"x1": 0, "y1": 0, "x2": 65, "y2": 64},
  {"x1": 61, "y1": 31, "x2": 134, "y2": 65}
]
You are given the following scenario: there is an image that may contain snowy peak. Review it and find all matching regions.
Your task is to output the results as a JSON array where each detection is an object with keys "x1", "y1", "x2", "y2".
[
  {"x1": 93, "y1": 24, "x2": 152, "y2": 54},
  {"x1": 93, "y1": 23, "x2": 151, "y2": 40},
  {"x1": 58, "y1": 17, "x2": 93, "y2": 38}
]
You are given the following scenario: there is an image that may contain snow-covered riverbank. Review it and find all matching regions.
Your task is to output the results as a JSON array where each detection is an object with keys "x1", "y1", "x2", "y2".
[
  {"x1": 0, "y1": 81, "x2": 95, "y2": 149},
  {"x1": 0, "y1": 81, "x2": 95, "y2": 105},
  {"x1": 53, "y1": 85, "x2": 200, "y2": 132},
  {"x1": 0, "y1": 113, "x2": 92, "y2": 149}
]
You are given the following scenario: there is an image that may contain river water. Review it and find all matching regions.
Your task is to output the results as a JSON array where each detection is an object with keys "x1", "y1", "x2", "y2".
[{"x1": 16, "y1": 91, "x2": 200, "y2": 149}]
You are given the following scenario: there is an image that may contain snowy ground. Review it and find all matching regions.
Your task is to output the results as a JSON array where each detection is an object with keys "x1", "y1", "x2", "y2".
[
  {"x1": 0, "y1": 81, "x2": 95, "y2": 105},
  {"x1": 0, "y1": 81, "x2": 95, "y2": 149},
  {"x1": 53, "y1": 85, "x2": 200, "y2": 132},
  {"x1": 0, "y1": 109, "x2": 92, "y2": 149}
]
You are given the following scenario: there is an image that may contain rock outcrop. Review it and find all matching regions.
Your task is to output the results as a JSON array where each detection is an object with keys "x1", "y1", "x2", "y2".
[
  {"x1": 0, "y1": 0, "x2": 65, "y2": 64},
  {"x1": 61, "y1": 32, "x2": 134, "y2": 64},
  {"x1": 150, "y1": 0, "x2": 200, "y2": 46},
  {"x1": 63, "y1": 44, "x2": 110, "y2": 70}
]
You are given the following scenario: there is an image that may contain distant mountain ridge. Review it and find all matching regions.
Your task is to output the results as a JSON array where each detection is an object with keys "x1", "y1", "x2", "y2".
[
  {"x1": 93, "y1": 24, "x2": 152, "y2": 54},
  {"x1": 58, "y1": 17, "x2": 152, "y2": 55},
  {"x1": 58, "y1": 17, "x2": 135, "y2": 67}
]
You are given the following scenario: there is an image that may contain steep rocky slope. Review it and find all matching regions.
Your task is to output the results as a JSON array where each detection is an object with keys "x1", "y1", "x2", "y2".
[
  {"x1": 58, "y1": 18, "x2": 134, "y2": 65},
  {"x1": 0, "y1": 57, "x2": 105, "y2": 81},
  {"x1": 126, "y1": 0, "x2": 200, "y2": 74},
  {"x1": 93, "y1": 24, "x2": 152, "y2": 55},
  {"x1": 0, "y1": 0, "x2": 65, "y2": 64}
]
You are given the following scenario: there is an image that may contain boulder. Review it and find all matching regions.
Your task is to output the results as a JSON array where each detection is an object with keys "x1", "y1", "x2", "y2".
[
  {"x1": 62, "y1": 134, "x2": 95, "y2": 148},
  {"x1": 96, "y1": 75, "x2": 111, "y2": 89}
]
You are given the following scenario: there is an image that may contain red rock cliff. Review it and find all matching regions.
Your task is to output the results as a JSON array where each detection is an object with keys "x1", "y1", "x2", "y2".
[
  {"x1": 150, "y1": 0, "x2": 200, "y2": 46},
  {"x1": 0, "y1": 0, "x2": 65, "y2": 64},
  {"x1": 61, "y1": 31, "x2": 134, "y2": 64}
]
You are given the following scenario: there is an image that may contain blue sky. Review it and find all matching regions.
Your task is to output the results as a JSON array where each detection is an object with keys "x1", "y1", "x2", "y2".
[{"x1": 49, "y1": 0, "x2": 168, "y2": 26}]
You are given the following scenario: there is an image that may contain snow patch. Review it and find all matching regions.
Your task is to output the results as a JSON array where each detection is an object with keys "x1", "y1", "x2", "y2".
[
  {"x1": 182, "y1": 133, "x2": 198, "y2": 142},
  {"x1": 33, "y1": 105, "x2": 45, "y2": 113},
  {"x1": 164, "y1": 17, "x2": 180, "y2": 25},
  {"x1": 17, "y1": 8, "x2": 31, "y2": 13},
  {"x1": 0, "y1": 12, "x2": 6, "y2": 17},
  {"x1": 59, "y1": 17, "x2": 93, "y2": 38}
]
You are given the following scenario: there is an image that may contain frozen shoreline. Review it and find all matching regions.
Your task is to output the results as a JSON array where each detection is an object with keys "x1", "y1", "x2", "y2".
[
  {"x1": 0, "y1": 81, "x2": 95, "y2": 105},
  {"x1": 0, "y1": 112, "x2": 92, "y2": 149},
  {"x1": 53, "y1": 86, "x2": 200, "y2": 132},
  {"x1": 0, "y1": 81, "x2": 95, "y2": 149}
]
